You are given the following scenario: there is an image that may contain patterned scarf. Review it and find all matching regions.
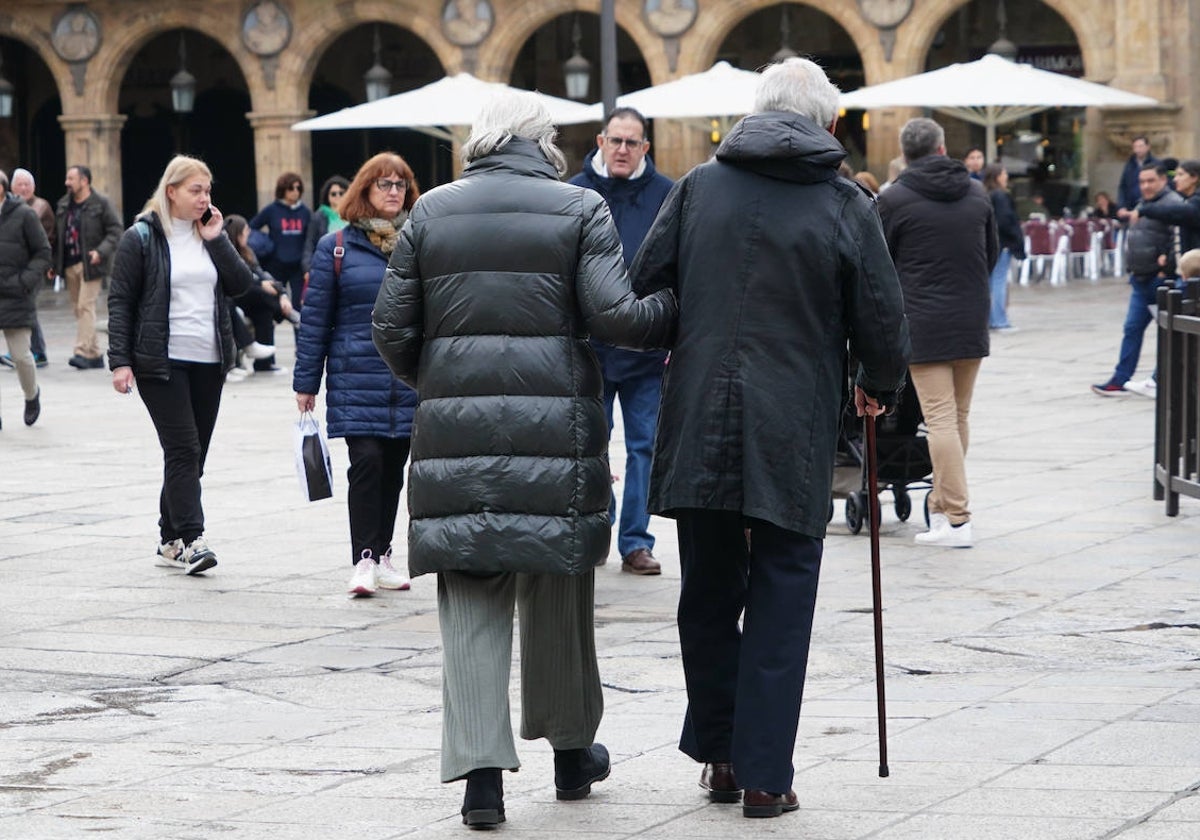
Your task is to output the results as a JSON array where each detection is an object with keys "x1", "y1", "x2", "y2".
[{"x1": 353, "y1": 213, "x2": 407, "y2": 255}]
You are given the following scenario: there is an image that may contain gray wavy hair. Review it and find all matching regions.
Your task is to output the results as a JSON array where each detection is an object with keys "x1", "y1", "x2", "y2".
[
  {"x1": 753, "y1": 57, "x2": 841, "y2": 129},
  {"x1": 461, "y1": 90, "x2": 568, "y2": 176}
]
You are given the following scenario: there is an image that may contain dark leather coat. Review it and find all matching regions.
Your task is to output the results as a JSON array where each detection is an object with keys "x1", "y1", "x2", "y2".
[
  {"x1": 372, "y1": 138, "x2": 677, "y2": 577},
  {"x1": 0, "y1": 196, "x2": 52, "y2": 329},
  {"x1": 632, "y1": 111, "x2": 911, "y2": 539}
]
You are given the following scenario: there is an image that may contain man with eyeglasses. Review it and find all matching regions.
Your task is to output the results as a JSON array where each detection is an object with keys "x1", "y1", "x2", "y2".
[{"x1": 569, "y1": 107, "x2": 674, "y2": 576}]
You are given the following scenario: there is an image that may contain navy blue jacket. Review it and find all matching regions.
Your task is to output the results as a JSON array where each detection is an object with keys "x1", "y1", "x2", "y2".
[
  {"x1": 293, "y1": 224, "x2": 416, "y2": 438},
  {"x1": 249, "y1": 200, "x2": 311, "y2": 268},
  {"x1": 570, "y1": 148, "x2": 673, "y2": 381}
]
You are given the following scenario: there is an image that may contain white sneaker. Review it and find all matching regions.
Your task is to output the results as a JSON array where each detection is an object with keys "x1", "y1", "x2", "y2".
[
  {"x1": 915, "y1": 520, "x2": 973, "y2": 548},
  {"x1": 1123, "y1": 378, "x2": 1156, "y2": 399},
  {"x1": 244, "y1": 341, "x2": 276, "y2": 360},
  {"x1": 376, "y1": 548, "x2": 411, "y2": 591},
  {"x1": 155, "y1": 539, "x2": 186, "y2": 569},
  {"x1": 225, "y1": 367, "x2": 249, "y2": 383},
  {"x1": 181, "y1": 536, "x2": 218, "y2": 575},
  {"x1": 925, "y1": 512, "x2": 950, "y2": 533},
  {"x1": 348, "y1": 553, "x2": 378, "y2": 596}
]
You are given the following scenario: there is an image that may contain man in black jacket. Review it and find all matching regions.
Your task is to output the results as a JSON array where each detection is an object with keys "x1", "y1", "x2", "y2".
[
  {"x1": 877, "y1": 117, "x2": 997, "y2": 549},
  {"x1": 1093, "y1": 161, "x2": 1185, "y2": 396},
  {"x1": 54, "y1": 164, "x2": 123, "y2": 369},
  {"x1": 632, "y1": 57, "x2": 910, "y2": 818}
]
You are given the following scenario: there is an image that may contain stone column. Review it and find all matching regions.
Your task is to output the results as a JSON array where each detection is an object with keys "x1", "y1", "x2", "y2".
[
  {"x1": 1111, "y1": 0, "x2": 1167, "y2": 99},
  {"x1": 57, "y1": 114, "x2": 129, "y2": 216},
  {"x1": 247, "y1": 110, "x2": 314, "y2": 210}
]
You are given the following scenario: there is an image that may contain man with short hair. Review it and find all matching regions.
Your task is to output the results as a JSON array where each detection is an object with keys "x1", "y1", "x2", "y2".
[
  {"x1": 1093, "y1": 161, "x2": 1183, "y2": 396},
  {"x1": 877, "y1": 117, "x2": 997, "y2": 549},
  {"x1": 2, "y1": 168, "x2": 55, "y2": 369},
  {"x1": 1118, "y1": 135, "x2": 1159, "y2": 211},
  {"x1": 55, "y1": 164, "x2": 122, "y2": 369},
  {"x1": 633, "y1": 57, "x2": 910, "y2": 818},
  {"x1": 569, "y1": 107, "x2": 674, "y2": 576}
]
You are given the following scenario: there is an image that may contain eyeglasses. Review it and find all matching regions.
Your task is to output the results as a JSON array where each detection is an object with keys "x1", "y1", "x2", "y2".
[
  {"x1": 374, "y1": 178, "x2": 408, "y2": 193},
  {"x1": 328, "y1": 189, "x2": 345, "y2": 198},
  {"x1": 286, "y1": 183, "x2": 302, "y2": 192},
  {"x1": 603, "y1": 136, "x2": 646, "y2": 150}
]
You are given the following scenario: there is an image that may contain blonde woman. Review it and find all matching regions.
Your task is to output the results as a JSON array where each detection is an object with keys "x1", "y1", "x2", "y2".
[{"x1": 107, "y1": 155, "x2": 254, "y2": 575}]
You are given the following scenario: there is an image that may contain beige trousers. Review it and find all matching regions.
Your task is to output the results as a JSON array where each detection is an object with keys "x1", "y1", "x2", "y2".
[
  {"x1": 909, "y1": 358, "x2": 982, "y2": 525},
  {"x1": 437, "y1": 569, "x2": 603, "y2": 782},
  {"x1": 2, "y1": 328, "x2": 38, "y2": 413},
  {"x1": 65, "y1": 263, "x2": 102, "y2": 358}
]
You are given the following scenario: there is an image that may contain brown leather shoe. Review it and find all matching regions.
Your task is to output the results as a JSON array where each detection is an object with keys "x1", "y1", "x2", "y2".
[
  {"x1": 621, "y1": 548, "x2": 661, "y2": 575},
  {"x1": 742, "y1": 789, "x2": 799, "y2": 818},
  {"x1": 699, "y1": 762, "x2": 741, "y2": 803}
]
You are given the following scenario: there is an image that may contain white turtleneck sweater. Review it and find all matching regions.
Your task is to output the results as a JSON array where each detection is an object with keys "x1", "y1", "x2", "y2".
[{"x1": 166, "y1": 216, "x2": 220, "y2": 363}]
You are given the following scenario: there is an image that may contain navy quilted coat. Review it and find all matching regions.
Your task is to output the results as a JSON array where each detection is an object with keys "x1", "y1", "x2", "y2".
[{"x1": 293, "y1": 224, "x2": 416, "y2": 438}]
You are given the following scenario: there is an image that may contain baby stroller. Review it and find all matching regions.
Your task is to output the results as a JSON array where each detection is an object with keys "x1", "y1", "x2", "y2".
[{"x1": 831, "y1": 363, "x2": 932, "y2": 535}]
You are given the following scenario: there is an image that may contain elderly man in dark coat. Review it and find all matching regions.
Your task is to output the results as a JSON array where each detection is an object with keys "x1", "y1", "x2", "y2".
[
  {"x1": 372, "y1": 90, "x2": 677, "y2": 829},
  {"x1": 632, "y1": 57, "x2": 910, "y2": 818}
]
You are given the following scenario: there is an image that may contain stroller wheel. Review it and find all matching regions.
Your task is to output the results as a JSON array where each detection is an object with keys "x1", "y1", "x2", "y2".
[
  {"x1": 894, "y1": 488, "x2": 912, "y2": 522},
  {"x1": 845, "y1": 492, "x2": 865, "y2": 535}
]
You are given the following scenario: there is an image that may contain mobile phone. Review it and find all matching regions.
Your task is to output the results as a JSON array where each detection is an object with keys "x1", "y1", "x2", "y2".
[{"x1": 200, "y1": 207, "x2": 214, "y2": 226}]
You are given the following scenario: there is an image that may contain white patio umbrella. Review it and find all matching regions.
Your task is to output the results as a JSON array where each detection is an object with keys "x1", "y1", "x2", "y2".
[
  {"x1": 291, "y1": 72, "x2": 599, "y2": 141},
  {"x1": 838, "y1": 54, "x2": 1158, "y2": 162},
  {"x1": 612, "y1": 61, "x2": 762, "y2": 120}
]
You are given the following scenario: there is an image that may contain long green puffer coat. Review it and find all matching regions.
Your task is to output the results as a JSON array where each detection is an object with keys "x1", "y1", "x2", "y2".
[{"x1": 372, "y1": 138, "x2": 677, "y2": 578}]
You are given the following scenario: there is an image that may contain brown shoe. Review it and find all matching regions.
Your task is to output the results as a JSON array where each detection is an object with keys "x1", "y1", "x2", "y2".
[
  {"x1": 699, "y1": 762, "x2": 741, "y2": 803},
  {"x1": 742, "y1": 789, "x2": 799, "y2": 818},
  {"x1": 621, "y1": 548, "x2": 661, "y2": 575}
]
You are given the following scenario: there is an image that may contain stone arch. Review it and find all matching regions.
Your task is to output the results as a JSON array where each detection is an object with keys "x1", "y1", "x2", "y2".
[
  {"x1": 86, "y1": 13, "x2": 259, "y2": 114},
  {"x1": 286, "y1": 0, "x2": 456, "y2": 105},
  {"x1": 479, "y1": 1, "x2": 662, "y2": 84},
  {"x1": 681, "y1": 1, "x2": 881, "y2": 82},
  {"x1": 895, "y1": 0, "x2": 1111, "y2": 82},
  {"x1": 0, "y1": 14, "x2": 73, "y2": 109}
]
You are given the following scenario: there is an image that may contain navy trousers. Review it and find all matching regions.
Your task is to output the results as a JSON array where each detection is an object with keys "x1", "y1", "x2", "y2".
[{"x1": 676, "y1": 509, "x2": 823, "y2": 794}]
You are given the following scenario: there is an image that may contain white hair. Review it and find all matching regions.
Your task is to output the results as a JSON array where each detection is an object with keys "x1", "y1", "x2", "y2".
[
  {"x1": 462, "y1": 90, "x2": 568, "y2": 176},
  {"x1": 11, "y1": 167, "x2": 35, "y2": 189},
  {"x1": 753, "y1": 57, "x2": 841, "y2": 128}
]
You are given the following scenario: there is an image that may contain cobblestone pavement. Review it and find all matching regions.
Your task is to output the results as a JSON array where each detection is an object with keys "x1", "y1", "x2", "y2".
[{"x1": 1, "y1": 275, "x2": 1197, "y2": 840}]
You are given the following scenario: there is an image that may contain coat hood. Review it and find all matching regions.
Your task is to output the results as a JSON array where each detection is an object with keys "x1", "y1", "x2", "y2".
[
  {"x1": 576, "y1": 147, "x2": 664, "y2": 201},
  {"x1": 464, "y1": 137, "x2": 563, "y2": 181},
  {"x1": 896, "y1": 155, "x2": 973, "y2": 202},
  {"x1": 714, "y1": 111, "x2": 846, "y2": 184},
  {"x1": 0, "y1": 194, "x2": 24, "y2": 218}
]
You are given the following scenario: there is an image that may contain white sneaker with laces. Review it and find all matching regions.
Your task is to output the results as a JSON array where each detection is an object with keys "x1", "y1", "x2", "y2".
[
  {"x1": 244, "y1": 341, "x2": 276, "y2": 360},
  {"x1": 915, "y1": 520, "x2": 973, "y2": 548},
  {"x1": 348, "y1": 553, "x2": 378, "y2": 596},
  {"x1": 376, "y1": 548, "x2": 411, "y2": 591},
  {"x1": 181, "y1": 536, "x2": 218, "y2": 575},
  {"x1": 155, "y1": 539, "x2": 186, "y2": 569},
  {"x1": 225, "y1": 367, "x2": 249, "y2": 383},
  {"x1": 924, "y1": 512, "x2": 950, "y2": 534},
  {"x1": 1124, "y1": 378, "x2": 1156, "y2": 399}
]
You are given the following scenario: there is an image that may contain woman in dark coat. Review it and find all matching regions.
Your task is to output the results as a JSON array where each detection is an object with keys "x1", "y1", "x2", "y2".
[
  {"x1": 372, "y1": 91, "x2": 676, "y2": 828},
  {"x1": 0, "y1": 173, "x2": 51, "y2": 428},
  {"x1": 982, "y1": 163, "x2": 1025, "y2": 329},
  {"x1": 293, "y1": 153, "x2": 420, "y2": 597},
  {"x1": 107, "y1": 155, "x2": 254, "y2": 575}
]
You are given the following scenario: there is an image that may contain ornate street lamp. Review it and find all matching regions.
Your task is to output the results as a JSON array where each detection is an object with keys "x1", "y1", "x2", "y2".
[
  {"x1": 563, "y1": 16, "x2": 590, "y2": 101},
  {"x1": 170, "y1": 33, "x2": 196, "y2": 114},
  {"x1": 987, "y1": 0, "x2": 1019, "y2": 61},
  {"x1": 0, "y1": 49, "x2": 14, "y2": 118},
  {"x1": 772, "y1": 7, "x2": 798, "y2": 63},
  {"x1": 363, "y1": 26, "x2": 392, "y2": 102}
]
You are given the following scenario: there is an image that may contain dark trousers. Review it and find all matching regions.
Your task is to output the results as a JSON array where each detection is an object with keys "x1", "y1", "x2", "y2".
[
  {"x1": 345, "y1": 436, "x2": 410, "y2": 564},
  {"x1": 236, "y1": 286, "x2": 286, "y2": 370},
  {"x1": 676, "y1": 509, "x2": 823, "y2": 794},
  {"x1": 30, "y1": 319, "x2": 46, "y2": 358},
  {"x1": 227, "y1": 297, "x2": 253, "y2": 349},
  {"x1": 137, "y1": 361, "x2": 224, "y2": 544}
]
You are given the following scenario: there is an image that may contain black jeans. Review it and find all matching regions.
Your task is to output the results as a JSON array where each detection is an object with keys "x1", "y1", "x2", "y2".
[
  {"x1": 137, "y1": 361, "x2": 224, "y2": 544},
  {"x1": 675, "y1": 509, "x2": 823, "y2": 795},
  {"x1": 345, "y1": 436, "x2": 410, "y2": 564},
  {"x1": 236, "y1": 285, "x2": 287, "y2": 370}
]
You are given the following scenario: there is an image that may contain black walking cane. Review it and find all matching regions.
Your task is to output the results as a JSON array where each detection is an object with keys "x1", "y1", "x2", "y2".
[{"x1": 864, "y1": 413, "x2": 890, "y2": 778}]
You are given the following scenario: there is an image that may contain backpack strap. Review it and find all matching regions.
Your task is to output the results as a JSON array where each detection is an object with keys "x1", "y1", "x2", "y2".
[{"x1": 333, "y1": 228, "x2": 345, "y2": 279}]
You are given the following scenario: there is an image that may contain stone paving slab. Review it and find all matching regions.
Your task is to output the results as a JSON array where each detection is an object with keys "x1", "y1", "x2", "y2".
[{"x1": 1, "y1": 278, "x2": 1199, "y2": 838}]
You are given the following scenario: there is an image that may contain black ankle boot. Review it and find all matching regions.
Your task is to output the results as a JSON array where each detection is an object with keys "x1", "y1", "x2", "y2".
[
  {"x1": 553, "y1": 742, "x2": 610, "y2": 800},
  {"x1": 461, "y1": 767, "x2": 505, "y2": 829}
]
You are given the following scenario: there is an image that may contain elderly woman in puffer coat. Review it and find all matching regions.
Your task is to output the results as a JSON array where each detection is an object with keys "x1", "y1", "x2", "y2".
[
  {"x1": 372, "y1": 91, "x2": 677, "y2": 829},
  {"x1": 293, "y1": 152, "x2": 420, "y2": 597}
]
